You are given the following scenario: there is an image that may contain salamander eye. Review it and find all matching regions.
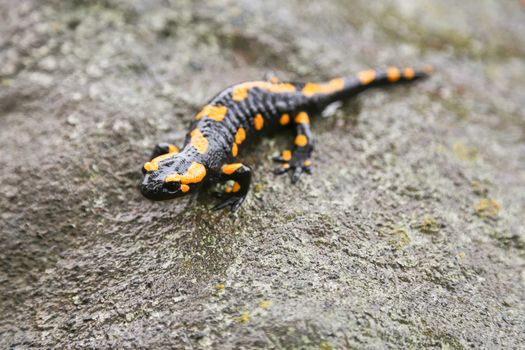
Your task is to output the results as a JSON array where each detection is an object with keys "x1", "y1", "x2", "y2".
[{"x1": 165, "y1": 181, "x2": 180, "y2": 191}]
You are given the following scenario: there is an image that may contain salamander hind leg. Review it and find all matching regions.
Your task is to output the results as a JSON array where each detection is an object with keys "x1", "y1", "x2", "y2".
[
  {"x1": 273, "y1": 111, "x2": 313, "y2": 184},
  {"x1": 213, "y1": 163, "x2": 252, "y2": 211}
]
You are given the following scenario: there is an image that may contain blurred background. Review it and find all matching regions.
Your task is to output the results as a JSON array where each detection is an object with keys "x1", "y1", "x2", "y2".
[{"x1": 1, "y1": 0, "x2": 524, "y2": 348}]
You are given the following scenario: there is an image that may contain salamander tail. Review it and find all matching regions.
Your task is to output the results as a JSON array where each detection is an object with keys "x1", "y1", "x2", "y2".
[
  {"x1": 347, "y1": 65, "x2": 433, "y2": 88},
  {"x1": 314, "y1": 65, "x2": 433, "y2": 108}
]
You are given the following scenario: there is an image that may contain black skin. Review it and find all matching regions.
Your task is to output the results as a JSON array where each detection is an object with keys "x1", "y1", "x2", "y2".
[{"x1": 140, "y1": 67, "x2": 431, "y2": 210}]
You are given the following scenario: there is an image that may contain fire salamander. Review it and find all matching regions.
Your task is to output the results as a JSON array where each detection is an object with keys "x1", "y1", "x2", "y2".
[{"x1": 140, "y1": 66, "x2": 432, "y2": 210}]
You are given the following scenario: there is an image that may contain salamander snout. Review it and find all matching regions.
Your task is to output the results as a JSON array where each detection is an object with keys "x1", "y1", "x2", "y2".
[
  {"x1": 140, "y1": 172, "x2": 184, "y2": 200},
  {"x1": 140, "y1": 153, "x2": 206, "y2": 201}
]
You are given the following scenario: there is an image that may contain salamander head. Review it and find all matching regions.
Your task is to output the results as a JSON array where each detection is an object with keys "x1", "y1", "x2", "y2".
[{"x1": 140, "y1": 153, "x2": 207, "y2": 201}]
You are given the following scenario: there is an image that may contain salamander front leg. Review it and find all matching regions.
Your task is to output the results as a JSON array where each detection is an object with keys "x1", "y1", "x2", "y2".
[
  {"x1": 213, "y1": 163, "x2": 252, "y2": 211},
  {"x1": 150, "y1": 142, "x2": 179, "y2": 160},
  {"x1": 273, "y1": 111, "x2": 313, "y2": 183}
]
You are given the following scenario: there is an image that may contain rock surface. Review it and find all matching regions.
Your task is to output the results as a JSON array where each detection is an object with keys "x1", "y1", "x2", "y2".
[{"x1": 1, "y1": 0, "x2": 524, "y2": 348}]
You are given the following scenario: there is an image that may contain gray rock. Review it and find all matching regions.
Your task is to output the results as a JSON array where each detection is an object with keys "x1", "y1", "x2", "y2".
[{"x1": 1, "y1": 0, "x2": 524, "y2": 348}]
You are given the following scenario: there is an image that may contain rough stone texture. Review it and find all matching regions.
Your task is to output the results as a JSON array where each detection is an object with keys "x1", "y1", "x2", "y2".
[{"x1": 1, "y1": 0, "x2": 524, "y2": 348}]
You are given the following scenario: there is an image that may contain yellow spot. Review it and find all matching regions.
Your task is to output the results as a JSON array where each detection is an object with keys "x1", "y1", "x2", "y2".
[
  {"x1": 1, "y1": 78, "x2": 13, "y2": 87},
  {"x1": 239, "y1": 311, "x2": 250, "y2": 324},
  {"x1": 195, "y1": 105, "x2": 228, "y2": 122},
  {"x1": 222, "y1": 163, "x2": 242, "y2": 175},
  {"x1": 258, "y1": 300, "x2": 272, "y2": 310},
  {"x1": 295, "y1": 134, "x2": 308, "y2": 147},
  {"x1": 419, "y1": 215, "x2": 439, "y2": 234},
  {"x1": 232, "y1": 143, "x2": 238, "y2": 157},
  {"x1": 232, "y1": 87, "x2": 249, "y2": 101},
  {"x1": 144, "y1": 152, "x2": 177, "y2": 172},
  {"x1": 180, "y1": 184, "x2": 190, "y2": 192},
  {"x1": 302, "y1": 78, "x2": 345, "y2": 97},
  {"x1": 168, "y1": 144, "x2": 179, "y2": 153},
  {"x1": 282, "y1": 150, "x2": 292, "y2": 161},
  {"x1": 232, "y1": 81, "x2": 296, "y2": 102},
  {"x1": 357, "y1": 69, "x2": 376, "y2": 85},
  {"x1": 390, "y1": 226, "x2": 410, "y2": 249},
  {"x1": 319, "y1": 341, "x2": 333, "y2": 350},
  {"x1": 166, "y1": 174, "x2": 181, "y2": 182},
  {"x1": 215, "y1": 283, "x2": 225, "y2": 290},
  {"x1": 224, "y1": 181, "x2": 241, "y2": 193},
  {"x1": 282, "y1": 163, "x2": 290, "y2": 169},
  {"x1": 453, "y1": 141, "x2": 478, "y2": 161},
  {"x1": 165, "y1": 162, "x2": 206, "y2": 184},
  {"x1": 404, "y1": 67, "x2": 415, "y2": 80},
  {"x1": 254, "y1": 114, "x2": 264, "y2": 130},
  {"x1": 280, "y1": 113, "x2": 290, "y2": 125},
  {"x1": 294, "y1": 111, "x2": 310, "y2": 124},
  {"x1": 235, "y1": 127, "x2": 246, "y2": 144},
  {"x1": 144, "y1": 161, "x2": 157, "y2": 172},
  {"x1": 475, "y1": 198, "x2": 501, "y2": 218},
  {"x1": 270, "y1": 76, "x2": 279, "y2": 83},
  {"x1": 190, "y1": 129, "x2": 208, "y2": 154},
  {"x1": 387, "y1": 67, "x2": 401, "y2": 82},
  {"x1": 303, "y1": 160, "x2": 311, "y2": 167}
]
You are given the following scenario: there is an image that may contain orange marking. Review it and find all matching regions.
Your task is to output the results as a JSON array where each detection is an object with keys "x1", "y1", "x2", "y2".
[
  {"x1": 303, "y1": 160, "x2": 311, "y2": 167},
  {"x1": 180, "y1": 184, "x2": 190, "y2": 192},
  {"x1": 404, "y1": 67, "x2": 415, "y2": 80},
  {"x1": 282, "y1": 163, "x2": 290, "y2": 169},
  {"x1": 270, "y1": 76, "x2": 279, "y2": 83},
  {"x1": 195, "y1": 105, "x2": 228, "y2": 121},
  {"x1": 144, "y1": 152, "x2": 177, "y2": 172},
  {"x1": 168, "y1": 144, "x2": 179, "y2": 153},
  {"x1": 254, "y1": 114, "x2": 264, "y2": 130},
  {"x1": 279, "y1": 113, "x2": 290, "y2": 125},
  {"x1": 165, "y1": 162, "x2": 206, "y2": 184},
  {"x1": 232, "y1": 143, "x2": 238, "y2": 157},
  {"x1": 144, "y1": 162, "x2": 157, "y2": 171},
  {"x1": 302, "y1": 78, "x2": 345, "y2": 97},
  {"x1": 282, "y1": 150, "x2": 292, "y2": 161},
  {"x1": 232, "y1": 81, "x2": 296, "y2": 102},
  {"x1": 222, "y1": 163, "x2": 242, "y2": 175},
  {"x1": 387, "y1": 67, "x2": 401, "y2": 82},
  {"x1": 295, "y1": 134, "x2": 308, "y2": 147},
  {"x1": 225, "y1": 181, "x2": 241, "y2": 193},
  {"x1": 294, "y1": 111, "x2": 310, "y2": 124},
  {"x1": 190, "y1": 128, "x2": 208, "y2": 154},
  {"x1": 235, "y1": 127, "x2": 246, "y2": 144},
  {"x1": 357, "y1": 70, "x2": 376, "y2": 85},
  {"x1": 231, "y1": 181, "x2": 241, "y2": 193},
  {"x1": 232, "y1": 87, "x2": 249, "y2": 101}
]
